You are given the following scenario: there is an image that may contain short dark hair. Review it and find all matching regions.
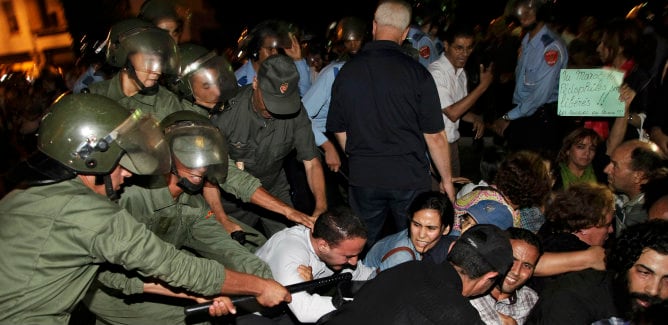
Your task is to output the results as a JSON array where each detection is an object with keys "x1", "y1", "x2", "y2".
[
  {"x1": 312, "y1": 208, "x2": 368, "y2": 247},
  {"x1": 408, "y1": 191, "x2": 454, "y2": 229},
  {"x1": 443, "y1": 22, "x2": 475, "y2": 44},
  {"x1": 507, "y1": 227, "x2": 543, "y2": 256}
]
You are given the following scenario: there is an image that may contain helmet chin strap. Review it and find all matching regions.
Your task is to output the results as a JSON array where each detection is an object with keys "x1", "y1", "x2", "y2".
[
  {"x1": 171, "y1": 166, "x2": 204, "y2": 195},
  {"x1": 194, "y1": 101, "x2": 224, "y2": 113},
  {"x1": 211, "y1": 101, "x2": 225, "y2": 111},
  {"x1": 125, "y1": 64, "x2": 160, "y2": 96},
  {"x1": 191, "y1": 95, "x2": 226, "y2": 113},
  {"x1": 96, "y1": 174, "x2": 120, "y2": 201}
]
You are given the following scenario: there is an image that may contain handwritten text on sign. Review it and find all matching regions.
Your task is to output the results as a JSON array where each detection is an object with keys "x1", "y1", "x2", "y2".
[{"x1": 558, "y1": 69, "x2": 625, "y2": 117}]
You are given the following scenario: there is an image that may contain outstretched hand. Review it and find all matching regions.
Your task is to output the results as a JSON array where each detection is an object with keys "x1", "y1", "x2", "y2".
[{"x1": 286, "y1": 208, "x2": 317, "y2": 229}]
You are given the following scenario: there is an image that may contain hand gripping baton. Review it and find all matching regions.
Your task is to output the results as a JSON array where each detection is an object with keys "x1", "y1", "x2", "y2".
[{"x1": 184, "y1": 272, "x2": 353, "y2": 316}]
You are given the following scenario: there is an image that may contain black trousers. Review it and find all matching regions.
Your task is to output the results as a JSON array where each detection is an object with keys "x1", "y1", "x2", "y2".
[{"x1": 505, "y1": 102, "x2": 569, "y2": 158}]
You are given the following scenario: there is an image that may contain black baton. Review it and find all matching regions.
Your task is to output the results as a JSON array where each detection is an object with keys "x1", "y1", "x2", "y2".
[{"x1": 184, "y1": 272, "x2": 353, "y2": 316}]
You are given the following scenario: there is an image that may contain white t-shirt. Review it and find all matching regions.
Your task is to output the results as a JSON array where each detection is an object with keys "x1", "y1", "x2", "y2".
[
  {"x1": 255, "y1": 225, "x2": 375, "y2": 323},
  {"x1": 428, "y1": 54, "x2": 468, "y2": 143}
]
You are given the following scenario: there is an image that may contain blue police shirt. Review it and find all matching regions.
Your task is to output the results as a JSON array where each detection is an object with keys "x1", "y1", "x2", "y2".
[
  {"x1": 407, "y1": 26, "x2": 439, "y2": 68},
  {"x1": 302, "y1": 59, "x2": 346, "y2": 146},
  {"x1": 508, "y1": 25, "x2": 567, "y2": 120}
]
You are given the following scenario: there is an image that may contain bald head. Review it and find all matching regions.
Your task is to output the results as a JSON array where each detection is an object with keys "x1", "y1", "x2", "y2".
[
  {"x1": 373, "y1": 0, "x2": 411, "y2": 43},
  {"x1": 618, "y1": 139, "x2": 662, "y2": 154},
  {"x1": 605, "y1": 140, "x2": 667, "y2": 197}
]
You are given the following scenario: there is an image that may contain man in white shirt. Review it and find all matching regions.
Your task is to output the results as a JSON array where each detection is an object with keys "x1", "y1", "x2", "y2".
[
  {"x1": 255, "y1": 209, "x2": 376, "y2": 323},
  {"x1": 428, "y1": 23, "x2": 493, "y2": 177},
  {"x1": 470, "y1": 227, "x2": 542, "y2": 324}
]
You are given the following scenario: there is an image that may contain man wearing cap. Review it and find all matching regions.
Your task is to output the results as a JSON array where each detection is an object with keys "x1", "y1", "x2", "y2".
[
  {"x1": 470, "y1": 227, "x2": 543, "y2": 325},
  {"x1": 456, "y1": 199, "x2": 514, "y2": 236},
  {"x1": 322, "y1": 224, "x2": 513, "y2": 324},
  {"x1": 211, "y1": 54, "x2": 326, "y2": 237}
]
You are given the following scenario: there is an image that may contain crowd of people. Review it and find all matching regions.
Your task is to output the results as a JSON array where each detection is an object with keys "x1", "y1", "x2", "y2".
[{"x1": 1, "y1": 0, "x2": 668, "y2": 324}]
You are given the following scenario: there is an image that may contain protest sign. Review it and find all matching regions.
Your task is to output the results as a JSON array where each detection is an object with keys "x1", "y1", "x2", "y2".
[{"x1": 558, "y1": 69, "x2": 625, "y2": 117}]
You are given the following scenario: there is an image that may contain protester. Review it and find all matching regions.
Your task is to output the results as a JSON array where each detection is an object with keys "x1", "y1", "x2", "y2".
[
  {"x1": 255, "y1": 209, "x2": 375, "y2": 323},
  {"x1": 364, "y1": 191, "x2": 454, "y2": 273},
  {"x1": 470, "y1": 227, "x2": 543, "y2": 325},
  {"x1": 322, "y1": 224, "x2": 512, "y2": 324}
]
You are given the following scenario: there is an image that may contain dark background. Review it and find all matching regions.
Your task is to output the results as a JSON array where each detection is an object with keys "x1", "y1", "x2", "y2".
[{"x1": 62, "y1": 0, "x2": 638, "y2": 56}]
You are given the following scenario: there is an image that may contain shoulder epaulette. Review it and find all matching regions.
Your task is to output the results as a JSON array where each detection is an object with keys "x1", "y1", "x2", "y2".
[{"x1": 540, "y1": 33, "x2": 555, "y2": 47}]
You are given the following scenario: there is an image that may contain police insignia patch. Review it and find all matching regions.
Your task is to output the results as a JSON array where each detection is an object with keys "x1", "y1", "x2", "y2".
[
  {"x1": 419, "y1": 45, "x2": 431, "y2": 59},
  {"x1": 544, "y1": 50, "x2": 559, "y2": 66}
]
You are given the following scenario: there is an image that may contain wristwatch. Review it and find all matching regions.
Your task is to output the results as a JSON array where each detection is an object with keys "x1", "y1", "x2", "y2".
[{"x1": 502, "y1": 114, "x2": 511, "y2": 121}]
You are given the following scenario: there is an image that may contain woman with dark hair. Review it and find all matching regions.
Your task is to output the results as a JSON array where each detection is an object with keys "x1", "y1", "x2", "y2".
[
  {"x1": 552, "y1": 127, "x2": 608, "y2": 190},
  {"x1": 363, "y1": 191, "x2": 454, "y2": 274}
]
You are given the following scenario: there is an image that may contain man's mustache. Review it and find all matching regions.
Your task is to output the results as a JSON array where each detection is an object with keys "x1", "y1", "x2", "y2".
[{"x1": 629, "y1": 292, "x2": 664, "y2": 308}]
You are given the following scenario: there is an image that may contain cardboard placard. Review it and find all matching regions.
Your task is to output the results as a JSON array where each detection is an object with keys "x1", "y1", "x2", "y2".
[{"x1": 558, "y1": 69, "x2": 625, "y2": 117}]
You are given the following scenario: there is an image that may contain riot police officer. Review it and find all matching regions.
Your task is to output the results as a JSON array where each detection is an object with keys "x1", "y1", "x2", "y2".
[
  {"x1": 83, "y1": 110, "x2": 276, "y2": 325},
  {"x1": 138, "y1": 0, "x2": 188, "y2": 43},
  {"x1": 0, "y1": 93, "x2": 290, "y2": 324},
  {"x1": 235, "y1": 19, "x2": 312, "y2": 96},
  {"x1": 87, "y1": 18, "x2": 183, "y2": 122},
  {"x1": 173, "y1": 44, "x2": 315, "y2": 235}
]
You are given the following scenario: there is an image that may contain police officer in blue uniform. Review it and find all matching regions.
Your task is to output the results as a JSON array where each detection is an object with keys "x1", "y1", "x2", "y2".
[
  {"x1": 492, "y1": 0, "x2": 568, "y2": 155},
  {"x1": 235, "y1": 19, "x2": 311, "y2": 96},
  {"x1": 302, "y1": 16, "x2": 368, "y2": 209},
  {"x1": 406, "y1": 4, "x2": 443, "y2": 68}
]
